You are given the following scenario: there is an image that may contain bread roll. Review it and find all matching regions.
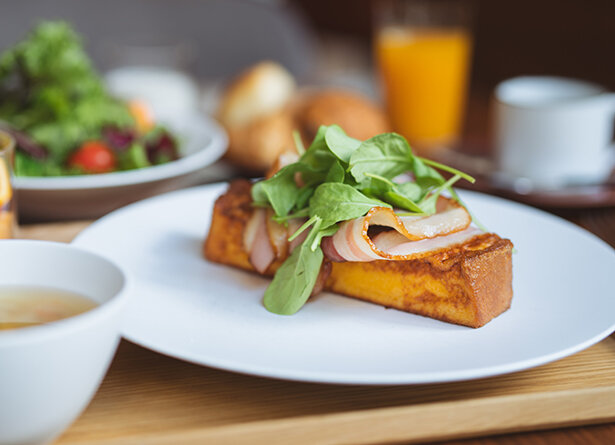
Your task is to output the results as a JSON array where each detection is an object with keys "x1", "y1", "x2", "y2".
[
  {"x1": 296, "y1": 90, "x2": 391, "y2": 142},
  {"x1": 217, "y1": 61, "x2": 296, "y2": 128},
  {"x1": 217, "y1": 62, "x2": 392, "y2": 173},
  {"x1": 225, "y1": 109, "x2": 295, "y2": 172}
]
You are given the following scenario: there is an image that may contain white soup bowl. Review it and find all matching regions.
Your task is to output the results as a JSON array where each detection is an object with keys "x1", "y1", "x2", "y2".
[{"x1": 0, "y1": 240, "x2": 126, "y2": 445}]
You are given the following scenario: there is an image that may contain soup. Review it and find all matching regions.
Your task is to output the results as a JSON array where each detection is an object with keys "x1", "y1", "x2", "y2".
[{"x1": 0, "y1": 286, "x2": 98, "y2": 331}]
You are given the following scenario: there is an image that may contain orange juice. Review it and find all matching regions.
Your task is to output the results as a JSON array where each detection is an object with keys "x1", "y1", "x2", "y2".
[{"x1": 376, "y1": 27, "x2": 472, "y2": 151}]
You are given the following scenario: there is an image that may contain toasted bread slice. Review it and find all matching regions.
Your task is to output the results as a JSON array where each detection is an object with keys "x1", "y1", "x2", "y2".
[{"x1": 204, "y1": 180, "x2": 513, "y2": 328}]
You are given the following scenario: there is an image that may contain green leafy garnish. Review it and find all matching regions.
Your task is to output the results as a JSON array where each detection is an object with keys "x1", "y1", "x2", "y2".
[
  {"x1": 309, "y1": 183, "x2": 390, "y2": 229},
  {"x1": 254, "y1": 125, "x2": 475, "y2": 315},
  {"x1": 263, "y1": 228, "x2": 324, "y2": 315}
]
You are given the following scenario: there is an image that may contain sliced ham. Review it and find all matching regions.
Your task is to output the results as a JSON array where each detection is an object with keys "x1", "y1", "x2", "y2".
[
  {"x1": 324, "y1": 197, "x2": 477, "y2": 262},
  {"x1": 245, "y1": 209, "x2": 309, "y2": 274},
  {"x1": 246, "y1": 193, "x2": 478, "y2": 269},
  {"x1": 372, "y1": 226, "x2": 484, "y2": 258},
  {"x1": 266, "y1": 209, "x2": 288, "y2": 259},
  {"x1": 245, "y1": 209, "x2": 276, "y2": 274},
  {"x1": 243, "y1": 208, "x2": 262, "y2": 253}
]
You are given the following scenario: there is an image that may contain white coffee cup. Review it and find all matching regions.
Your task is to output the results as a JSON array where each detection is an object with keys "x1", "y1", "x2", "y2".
[{"x1": 493, "y1": 76, "x2": 615, "y2": 188}]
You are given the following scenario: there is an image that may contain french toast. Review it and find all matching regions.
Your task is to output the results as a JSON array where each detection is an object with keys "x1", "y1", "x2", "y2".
[{"x1": 204, "y1": 180, "x2": 513, "y2": 328}]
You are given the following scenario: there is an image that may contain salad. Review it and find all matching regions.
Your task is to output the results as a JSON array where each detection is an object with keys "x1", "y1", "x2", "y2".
[{"x1": 0, "y1": 21, "x2": 179, "y2": 177}]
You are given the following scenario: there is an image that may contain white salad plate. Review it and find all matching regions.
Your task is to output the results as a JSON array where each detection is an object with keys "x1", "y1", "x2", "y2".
[
  {"x1": 15, "y1": 114, "x2": 227, "y2": 221},
  {"x1": 72, "y1": 183, "x2": 615, "y2": 385}
]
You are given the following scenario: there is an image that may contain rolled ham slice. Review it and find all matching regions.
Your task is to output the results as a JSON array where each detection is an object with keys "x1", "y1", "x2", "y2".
[
  {"x1": 266, "y1": 209, "x2": 289, "y2": 259},
  {"x1": 324, "y1": 197, "x2": 476, "y2": 262},
  {"x1": 372, "y1": 226, "x2": 484, "y2": 258},
  {"x1": 245, "y1": 209, "x2": 309, "y2": 274},
  {"x1": 246, "y1": 195, "x2": 477, "y2": 268},
  {"x1": 244, "y1": 208, "x2": 276, "y2": 274}
]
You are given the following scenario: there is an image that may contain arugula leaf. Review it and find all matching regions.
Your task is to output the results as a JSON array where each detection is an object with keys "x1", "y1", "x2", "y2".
[
  {"x1": 348, "y1": 133, "x2": 413, "y2": 182},
  {"x1": 263, "y1": 230, "x2": 324, "y2": 315},
  {"x1": 418, "y1": 174, "x2": 462, "y2": 214},
  {"x1": 299, "y1": 126, "x2": 336, "y2": 172},
  {"x1": 294, "y1": 185, "x2": 315, "y2": 210},
  {"x1": 411, "y1": 156, "x2": 446, "y2": 189},
  {"x1": 251, "y1": 181, "x2": 268, "y2": 206},
  {"x1": 359, "y1": 173, "x2": 424, "y2": 213},
  {"x1": 395, "y1": 182, "x2": 423, "y2": 201},
  {"x1": 309, "y1": 183, "x2": 390, "y2": 229},
  {"x1": 358, "y1": 173, "x2": 394, "y2": 199},
  {"x1": 384, "y1": 190, "x2": 424, "y2": 213},
  {"x1": 252, "y1": 164, "x2": 301, "y2": 217},
  {"x1": 324, "y1": 124, "x2": 361, "y2": 163},
  {"x1": 326, "y1": 159, "x2": 346, "y2": 183},
  {"x1": 418, "y1": 156, "x2": 476, "y2": 184}
]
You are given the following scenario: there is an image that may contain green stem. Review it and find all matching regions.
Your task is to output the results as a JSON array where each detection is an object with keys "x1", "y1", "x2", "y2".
[
  {"x1": 309, "y1": 219, "x2": 323, "y2": 251},
  {"x1": 417, "y1": 157, "x2": 476, "y2": 183},
  {"x1": 349, "y1": 155, "x2": 410, "y2": 167},
  {"x1": 418, "y1": 174, "x2": 461, "y2": 205},
  {"x1": 288, "y1": 215, "x2": 320, "y2": 242},
  {"x1": 449, "y1": 188, "x2": 490, "y2": 232},
  {"x1": 293, "y1": 130, "x2": 305, "y2": 155},
  {"x1": 364, "y1": 172, "x2": 395, "y2": 186},
  {"x1": 273, "y1": 207, "x2": 310, "y2": 223}
]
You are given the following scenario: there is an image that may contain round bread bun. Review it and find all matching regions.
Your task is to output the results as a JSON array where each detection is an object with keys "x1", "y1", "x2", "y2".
[
  {"x1": 217, "y1": 62, "x2": 392, "y2": 173},
  {"x1": 296, "y1": 89, "x2": 391, "y2": 142},
  {"x1": 217, "y1": 61, "x2": 296, "y2": 129},
  {"x1": 224, "y1": 109, "x2": 296, "y2": 173}
]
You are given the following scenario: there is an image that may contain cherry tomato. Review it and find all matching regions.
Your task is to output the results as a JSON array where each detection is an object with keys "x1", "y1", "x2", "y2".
[{"x1": 68, "y1": 141, "x2": 116, "y2": 174}]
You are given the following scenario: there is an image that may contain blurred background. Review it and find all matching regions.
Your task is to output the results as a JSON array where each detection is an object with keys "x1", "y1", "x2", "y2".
[
  {"x1": 3, "y1": 0, "x2": 614, "y2": 148},
  {"x1": 2, "y1": 0, "x2": 615, "y2": 224}
]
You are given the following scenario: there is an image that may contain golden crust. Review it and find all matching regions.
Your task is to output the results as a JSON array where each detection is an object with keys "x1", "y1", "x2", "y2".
[{"x1": 204, "y1": 180, "x2": 514, "y2": 328}]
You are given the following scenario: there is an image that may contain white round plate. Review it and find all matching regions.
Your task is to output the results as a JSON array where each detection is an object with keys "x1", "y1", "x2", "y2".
[
  {"x1": 73, "y1": 184, "x2": 615, "y2": 385},
  {"x1": 15, "y1": 114, "x2": 227, "y2": 221}
]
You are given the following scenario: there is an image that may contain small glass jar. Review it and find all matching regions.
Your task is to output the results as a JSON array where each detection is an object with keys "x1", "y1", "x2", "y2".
[{"x1": 0, "y1": 130, "x2": 16, "y2": 239}]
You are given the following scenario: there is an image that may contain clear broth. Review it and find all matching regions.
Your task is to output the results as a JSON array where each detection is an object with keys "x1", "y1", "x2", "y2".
[{"x1": 0, "y1": 286, "x2": 98, "y2": 331}]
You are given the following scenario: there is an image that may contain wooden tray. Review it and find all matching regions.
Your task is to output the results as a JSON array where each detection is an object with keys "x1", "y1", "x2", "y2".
[{"x1": 20, "y1": 222, "x2": 615, "y2": 445}]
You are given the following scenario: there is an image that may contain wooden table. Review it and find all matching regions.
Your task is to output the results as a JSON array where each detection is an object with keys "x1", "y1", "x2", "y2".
[{"x1": 18, "y1": 213, "x2": 615, "y2": 445}]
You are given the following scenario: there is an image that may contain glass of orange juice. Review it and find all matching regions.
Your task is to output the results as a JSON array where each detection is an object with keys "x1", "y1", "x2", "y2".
[
  {"x1": 0, "y1": 130, "x2": 16, "y2": 239},
  {"x1": 374, "y1": 0, "x2": 473, "y2": 155}
]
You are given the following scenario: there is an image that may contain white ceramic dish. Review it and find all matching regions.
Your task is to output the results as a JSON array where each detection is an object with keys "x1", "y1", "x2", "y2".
[
  {"x1": 0, "y1": 240, "x2": 126, "y2": 445},
  {"x1": 72, "y1": 184, "x2": 615, "y2": 385},
  {"x1": 14, "y1": 113, "x2": 227, "y2": 221}
]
